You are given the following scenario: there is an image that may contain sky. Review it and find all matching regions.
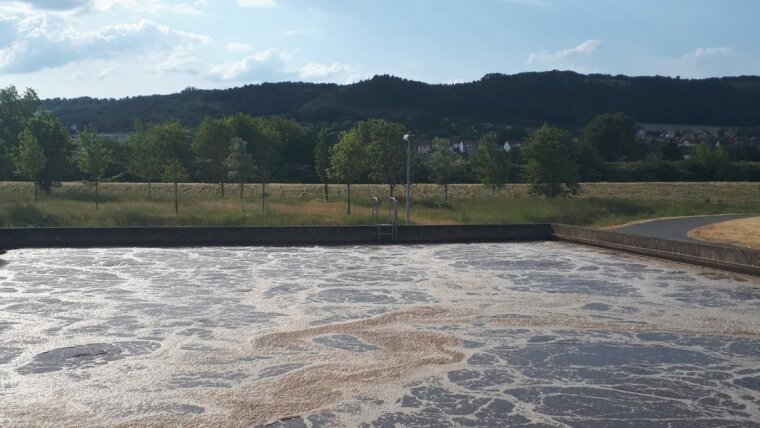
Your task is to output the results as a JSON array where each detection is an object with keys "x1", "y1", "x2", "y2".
[{"x1": 1, "y1": 0, "x2": 759, "y2": 99}]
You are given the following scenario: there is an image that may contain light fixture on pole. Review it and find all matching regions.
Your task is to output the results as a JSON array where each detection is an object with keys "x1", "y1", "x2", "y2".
[{"x1": 403, "y1": 133, "x2": 413, "y2": 225}]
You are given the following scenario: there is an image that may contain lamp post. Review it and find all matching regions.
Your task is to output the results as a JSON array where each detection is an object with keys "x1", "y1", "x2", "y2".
[{"x1": 403, "y1": 133, "x2": 413, "y2": 225}]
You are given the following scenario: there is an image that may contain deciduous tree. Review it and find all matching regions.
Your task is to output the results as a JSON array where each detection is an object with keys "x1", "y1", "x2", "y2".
[
  {"x1": 225, "y1": 137, "x2": 255, "y2": 200},
  {"x1": 74, "y1": 129, "x2": 112, "y2": 211},
  {"x1": 329, "y1": 124, "x2": 369, "y2": 214},
  {"x1": 314, "y1": 128, "x2": 333, "y2": 201},
  {"x1": 13, "y1": 129, "x2": 46, "y2": 201},
  {"x1": 426, "y1": 138, "x2": 460, "y2": 204},
  {"x1": 127, "y1": 121, "x2": 190, "y2": 198},
  {"x1": 471, "y1": 133, "x2": 510, "y2": 199},
  {"x1": 126, "y1": 123, "x2": 162, "y2": 199},
  {"x1": 583, "y1": 112, "x2": 643, "y2": 161},
  {"x1": 163, "y1": 159, "x2": 189, "y2": 214},
  {"x1": 193, "y1": 117, "x2": 234, "y2": 196},
  {"x1": 0, "y1": 85, "x2": 39, "y2": 180},
  {"x1": 23, "y1": 111, "x2": 71, "y2": 193},
  {"x1": 367, "y1": 119, "x2": 406, "y2": 196},
  {"x1": 523, "y1": 124, "x2": 580, "y2": 197}
]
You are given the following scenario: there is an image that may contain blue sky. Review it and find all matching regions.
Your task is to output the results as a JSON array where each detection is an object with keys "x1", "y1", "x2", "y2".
[{"x1": 1, "y1": 0, "x2": 758, "y2": 99}]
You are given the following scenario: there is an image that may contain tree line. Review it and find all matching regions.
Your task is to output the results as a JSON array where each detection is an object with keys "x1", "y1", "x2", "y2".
[
  {"x1": 41, "y1": 71, "x2": 760, "y2": 135},
  {"x1": 2, "y1": 84, "x2": 759, "y2": 214}
]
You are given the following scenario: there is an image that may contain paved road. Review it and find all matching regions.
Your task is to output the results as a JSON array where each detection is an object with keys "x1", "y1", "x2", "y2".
[{"x1": 613, "y1": 214, "x2": 757, "y2": 244}]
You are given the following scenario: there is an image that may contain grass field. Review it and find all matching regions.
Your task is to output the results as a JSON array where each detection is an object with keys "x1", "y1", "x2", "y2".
[{"x1": 1, "y1": 181, "x2": 758, "y2": 228}]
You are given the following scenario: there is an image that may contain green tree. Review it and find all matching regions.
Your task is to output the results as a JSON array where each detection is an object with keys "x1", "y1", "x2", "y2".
[
  {"x1": 127, "y1": 121, "x2": 190, "y2": 198},
  {"x1": 329, "y1": 125, "x2": 369, "y2": 214},
  {"x1": 659, "y1": 140, "x2": 684, "y2": 161},
  {"x1": 470, "y1": 133, "x2": 510, "y2": 199},
  {"x1": 225, "y1": 137, "x2": 255, "y2": 200},
  {"x1": 250, "y1": 117, "x2": 286, "y2": 210},
  {"x1": 583, "y1": 112, "x2": 643, "y2": 161},
  {"x1": 13, "y1": 129, "x2": 46, "y2": 201},
  {"x1": 0, "y1": 86, "x2": 39, "y2": 180},
  {"x1": 126, "y1": 123, "x2": 162, "y2": 199},
  {"x1": 193, "y1": 117, "x2": 234, "y2": 196},
  {"x1": 23, "y1": 111, "x2": 71, "y2": 193},
  {"x1": 163, "y1": 159, "x2": 189, "y2": 214},
  {"x1": 74, "y1": 129, "x2": 112, "y2": 211},
  {"x1": 686, "y1": 143, "x2": 732, "y2": 180},
  {"x1": 268, "y1": 116, "x2": 309, "y2": 182},
  {"x1": 314, "y1": 128, "x2": 333, "y2": 201},
  {"x1": 150, "y1": 121, "x2": 192, "y2": 163},
  {"x1": 426, "y1": 137, "x2": 460, "y2": 204},
  {"x1": 523, "y1": 124, "x2": 580, "y2": 197},
  {"x1": 367, "y1": 119, "x2": 406, "y2": 196}
]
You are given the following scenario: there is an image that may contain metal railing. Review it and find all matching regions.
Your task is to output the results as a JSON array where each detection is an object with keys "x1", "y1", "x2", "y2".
[{"x1": 372, "y1": 196, "x2": 399, "y2": 242}]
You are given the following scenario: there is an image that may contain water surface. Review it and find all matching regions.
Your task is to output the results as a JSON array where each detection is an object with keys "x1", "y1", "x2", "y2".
[{"x1": 1, "y1": 243, "x2": 758, "y2": 427}]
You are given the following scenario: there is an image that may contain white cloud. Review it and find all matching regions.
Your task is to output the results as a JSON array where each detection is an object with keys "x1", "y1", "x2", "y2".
[
  {"x1": 227, "y1": 42, "x2": 253, "y2": 53},
  {"x1": 345, "y1": 73, "x2": 367, "y2": 84},
  {"x1": 14, "y1": 0, "x2": 90, "y2": 11},
  {"x1": 299, "y1": 62, "x2": 351, "y2": 80},
  {"x1": 0, "y1": 17, "x2": 211, "y2": 73},
  {"x1": 96, "y1": 67, "x2": 112, "y2": 80},
  {"x1": 237, "y1": 0, "x2": 276, "y2": 8},
  {"x1": 91, "y1": 0, "x2": 207, "y2": 15},
  {"x1": 283, "y1": 30, "x2": 316, "y2": 37},
  {"x1": 636, "y1": 46, "x2": 744, "y2": 79},
  {"x1": 207, "y1": 48, "x2": 291, "y2": 81},
  {"x1": 0, "y1": 0, "x2": 208, "y2": 16},
  {"x1": 208, "y1": 51, "x2": 357, "y2": 83},
  {"x1": 527, "y1": 39, "x2": 603, "y2": 64},
  {"x1": 154, "y1": 48, "x2": 200, "y2": 74},
  {"x1": 682, "y1": 47, "x2": 730, "y2": 61}
]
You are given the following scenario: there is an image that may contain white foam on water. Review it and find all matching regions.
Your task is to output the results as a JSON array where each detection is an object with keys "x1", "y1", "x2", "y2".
[{"x1": 0, "y1": 242, "x2": 759, "y2": 426}]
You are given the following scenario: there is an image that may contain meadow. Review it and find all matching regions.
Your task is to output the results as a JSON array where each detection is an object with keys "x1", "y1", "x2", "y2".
[{"x1": 1, "y1": 181, "x2": 758, "y2": 228}]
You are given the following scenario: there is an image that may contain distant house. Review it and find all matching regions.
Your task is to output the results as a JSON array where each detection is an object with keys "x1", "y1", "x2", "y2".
[
  {"x1": 69, "y1": 131, "x2": 130, "y2": 144},
  {"x1": 503, "y1": 141, "x2": 524, "y2": 152},
  {"x1": 100, "y1": 133, "x2": 130, "y2": 144},
  {"x1": 416, "y1": 140, "x2": 433, "y2": 154},
  {"x1": 457, "y1": 140, "x2": 479, "y2": 154},
  {"x1": 679, "y1": 133, "x2": 694, "y2": 147}
]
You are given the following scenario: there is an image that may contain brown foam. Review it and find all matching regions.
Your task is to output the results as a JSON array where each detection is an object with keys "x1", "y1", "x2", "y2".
[
  {"x1": 218, "y1": 306, "x2": 470, "y2": 427},
  {"x1": 5, "y1": 306, "x2": 470, "y2": 428}
]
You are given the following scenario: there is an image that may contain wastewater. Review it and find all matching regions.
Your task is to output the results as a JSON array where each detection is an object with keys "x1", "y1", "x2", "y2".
[{"x1": 0, "y1": 242, "x2": 758, "y2": 427}]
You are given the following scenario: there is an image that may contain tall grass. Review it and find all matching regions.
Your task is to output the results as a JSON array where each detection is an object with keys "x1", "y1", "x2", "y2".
[{"x1": 0, "y1": 181, "x2": 758, "y2": 227}]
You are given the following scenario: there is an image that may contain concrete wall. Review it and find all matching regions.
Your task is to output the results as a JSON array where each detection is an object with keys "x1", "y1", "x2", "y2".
[
  {"x1": 0, "y1": 224, "x2": 552, "y2": 251},
  {"x1": 552, "y1": 224, "x2": 760, "y2": 277},
  {"x1": 0, "y1": 226, "x2": 378, "y2": 249},
  {"x1": 396, "y1": 224, "x2": 553, "y2": 243}
]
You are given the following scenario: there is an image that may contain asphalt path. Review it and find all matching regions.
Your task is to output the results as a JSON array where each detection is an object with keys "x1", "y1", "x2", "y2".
[{"x1": 612, "y1": 214, "x2": 757, "y2": 244}]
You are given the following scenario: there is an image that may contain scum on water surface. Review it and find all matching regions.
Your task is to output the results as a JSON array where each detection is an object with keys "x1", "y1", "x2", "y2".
[{"x1": 0, "y1": 242, "x2": 759, "y2": 427}]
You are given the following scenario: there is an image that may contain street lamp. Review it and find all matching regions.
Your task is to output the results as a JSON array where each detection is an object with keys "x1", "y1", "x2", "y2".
[{"x1": 403, "y1": 133, "x2": 413, "y2": 225}]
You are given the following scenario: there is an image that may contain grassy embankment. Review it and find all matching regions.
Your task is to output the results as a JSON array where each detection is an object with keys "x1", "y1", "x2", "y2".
[{"x1": 0, "y1": 181, "x2": 758, "y2": 228}]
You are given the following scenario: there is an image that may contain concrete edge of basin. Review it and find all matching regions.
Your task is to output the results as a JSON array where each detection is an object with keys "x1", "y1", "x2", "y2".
[
  {"x1": 551, "y1": 224, "x2": 760, "y2": 277},
  {"x1": 0, "y1": 224, "x2": 553, "y2": 251}
]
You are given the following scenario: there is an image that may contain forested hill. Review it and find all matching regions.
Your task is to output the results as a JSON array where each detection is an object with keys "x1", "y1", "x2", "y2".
[{"x1": 41, "y1": 71, "x2": 760, "y2": 133}]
